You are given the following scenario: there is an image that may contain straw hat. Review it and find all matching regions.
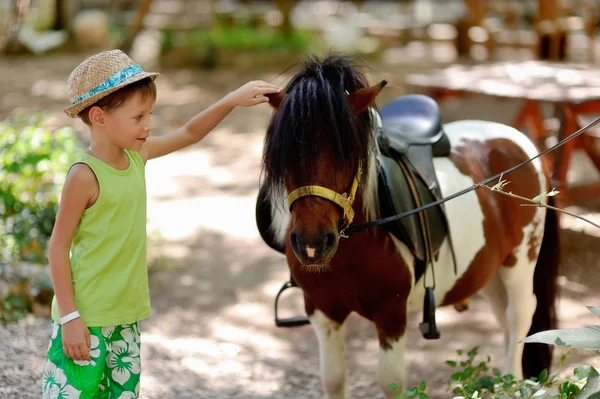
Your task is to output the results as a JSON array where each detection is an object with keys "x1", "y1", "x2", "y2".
[{"x1": 64, "y1": 49, "x2": 160, "y2": 118}]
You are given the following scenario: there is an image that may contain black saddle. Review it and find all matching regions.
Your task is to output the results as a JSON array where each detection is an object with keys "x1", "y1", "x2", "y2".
[{"x1": 376, "y1": 94, "x2": 454, "y2": 282}]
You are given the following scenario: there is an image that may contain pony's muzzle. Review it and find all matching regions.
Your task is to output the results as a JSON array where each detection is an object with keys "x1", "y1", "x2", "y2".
[{"x1": 289, "y1": 227, "x2": 338, "y2": 265}]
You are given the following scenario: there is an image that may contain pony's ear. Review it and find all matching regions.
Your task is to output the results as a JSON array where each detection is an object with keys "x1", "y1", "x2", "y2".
[
  {"x1": 266, "y1": 92, "x2": 286, "y2": 109},
  {"x1": 347, "y1": 80, "x2": 388, "y2": 115}
]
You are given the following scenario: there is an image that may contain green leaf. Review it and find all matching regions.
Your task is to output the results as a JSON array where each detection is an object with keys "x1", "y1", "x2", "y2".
[
  {"x1": 576, "y1": 367, "x2": 600, "y2": 399},
  {"x1": 405, "y1": 387, "x2": 418, "y2": 397},
  {"x1": 521, "y1": 326, "x2": 600, "y2": 350},
  {"x1": 419, "y1": 381, "x2": 426, "y2": 391},
  {"x1": 446, "y1": 361, "x2": 458, "y2": 367},
  {"x1": 587, "y1": 306, "x2": 600, "y2": 320},
  {"x1": 532, "y1": 192, "x2": 547, "y2": 202},
  {"x1": 539, "y1": 368, "x2": 548, "y2": 384},
  {"x1": 390, "y1": 383, "x2": 399, "y2": 390},
  {"x1": 493, "y1": 368, "x2": 502, "y2": 377}
]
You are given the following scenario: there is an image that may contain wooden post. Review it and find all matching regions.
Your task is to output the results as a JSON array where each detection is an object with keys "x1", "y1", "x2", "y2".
[
  {"x1": 119, "y1": 0, "x2": 154, "y2": 54},
  {"x1": 536, "y1": 0, "x2": 567, "y2": 60}
]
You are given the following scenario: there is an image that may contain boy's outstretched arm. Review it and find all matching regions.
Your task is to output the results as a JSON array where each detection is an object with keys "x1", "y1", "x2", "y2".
[{"x1": 140, "y1": 80, "x2": 281, "y2": 162}]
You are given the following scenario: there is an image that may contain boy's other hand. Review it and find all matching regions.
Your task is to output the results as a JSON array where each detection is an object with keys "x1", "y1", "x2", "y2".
[
  {"x1": 62, "y1": 318, "x2": 92, "y2": 361},
  {"x1": 226, "y1": 80, "x2": 282, "y2": 107}
]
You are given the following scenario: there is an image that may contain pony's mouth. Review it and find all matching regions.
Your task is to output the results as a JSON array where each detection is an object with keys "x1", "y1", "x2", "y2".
[{"x1": 301, "y1": 263, "x2": 332, "y2": 273}]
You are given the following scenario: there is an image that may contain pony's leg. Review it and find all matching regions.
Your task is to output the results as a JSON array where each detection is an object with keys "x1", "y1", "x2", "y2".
[
  {"x1": 498, "y1": 258, "x2": 537, "y2": 379},
  {"x1": 309, "y1": 309, "x2": 348, "y2": 399},
  {"x1": 377, "y1": 335, "x2": 407, "y2": 399},
  {"x1": 374, "y1": 305, "x2": 408, "y2": 398},
  {"x1": 480, "y1": 274, "x2": 509, "y2": 350}
]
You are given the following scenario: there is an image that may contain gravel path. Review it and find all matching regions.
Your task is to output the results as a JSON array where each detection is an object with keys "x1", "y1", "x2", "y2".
[{"x1": 1, "y1": 50, "x2": 599, "y2": 399}]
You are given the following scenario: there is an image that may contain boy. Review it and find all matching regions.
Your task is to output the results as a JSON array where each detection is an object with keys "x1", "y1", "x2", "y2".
[{"x1": 42, "y1": 49, "x2": 281, "y2": 398}]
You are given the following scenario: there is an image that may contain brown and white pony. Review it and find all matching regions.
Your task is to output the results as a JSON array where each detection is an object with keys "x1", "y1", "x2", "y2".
[{"x1": 259, "y1": 55, "x2": 559, "y2": 398}]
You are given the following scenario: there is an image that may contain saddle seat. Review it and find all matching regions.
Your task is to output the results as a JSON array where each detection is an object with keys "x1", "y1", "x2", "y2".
[{"x1": 377, "y1": 94, "x2": 451, "y2": 158}]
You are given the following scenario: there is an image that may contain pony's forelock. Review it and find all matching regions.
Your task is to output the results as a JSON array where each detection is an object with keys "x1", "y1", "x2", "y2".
[{"x1": 260, "y1": 54, "x2": 376, "y2": 208}]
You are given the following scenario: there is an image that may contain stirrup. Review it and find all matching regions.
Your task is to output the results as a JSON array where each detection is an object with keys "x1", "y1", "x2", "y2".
[
  {"x1": 274, "y1": 276, "x2": 310, "y2": 328},
  {"x1": 419, "y1": 286, "x2": 440, "y2": 339}
]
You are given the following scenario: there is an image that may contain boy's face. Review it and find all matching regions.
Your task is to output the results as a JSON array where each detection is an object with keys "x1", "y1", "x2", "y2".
[{"x1": 103, "y1": 93, "x2": 155, "y2": 151}]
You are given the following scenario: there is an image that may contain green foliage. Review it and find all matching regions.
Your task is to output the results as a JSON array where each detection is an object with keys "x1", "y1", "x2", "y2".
[
  {"x1": 0, "y1": 114, "x2": 79, "y2": 264},
  {"x1": 391, "y1": 347, "x2": 600, "y2": 399},
  {"x1": 161, "y1": 26, "x2": 314, "y2": 54}
]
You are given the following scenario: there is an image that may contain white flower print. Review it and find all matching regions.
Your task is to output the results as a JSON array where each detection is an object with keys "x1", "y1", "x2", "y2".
[
  {"x1": 48, "y1": 322, "x2": 60, "y2": 351},
  {"x1": 52, "y1": 322, "x2": 59, "y2": 339},
  {"x1": 116, "y1": 392, "x2": 137, "y2": 399},
  {"x1": 42, "y1": 360, "x2": 82, "y2": 399},
  {"x1": 101, "y1": 325, "x2": 115, "y2": 340},
  {"x1": 107, "y1": 340, "x2": 141, "y2": 385},
  {"x1": 120, "y1": 323, "x2": 140, "y2": 346},
  {"x1": 73, "y1": 334, "x2": 101, "y2": 367}
]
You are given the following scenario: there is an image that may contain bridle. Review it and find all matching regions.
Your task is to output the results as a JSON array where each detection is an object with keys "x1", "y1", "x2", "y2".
[{"x1": 287, "y1": 164, "x2": 362, "y2": 236}]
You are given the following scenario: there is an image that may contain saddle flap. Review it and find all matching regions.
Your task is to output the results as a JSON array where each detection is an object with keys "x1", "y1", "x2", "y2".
[{"x1": 377, "y1": 155, "x2": 448, "y2": 266}]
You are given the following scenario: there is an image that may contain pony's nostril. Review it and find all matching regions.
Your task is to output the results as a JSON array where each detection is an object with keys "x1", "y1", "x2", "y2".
[
  {"x1": 324, "y1": 231, "x2": 338, "y2": 252},
  {"x1": 290, "y1": 231, "x2": 297, "y2": 245},
  {"x1": 290, "y1": 231, "x2": 301, "y2": 253}
]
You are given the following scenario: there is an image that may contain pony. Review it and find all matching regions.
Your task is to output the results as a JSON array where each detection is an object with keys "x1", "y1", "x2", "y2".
[{"x1": 256, "y1": 55, "x2": 559, "y2": 398}]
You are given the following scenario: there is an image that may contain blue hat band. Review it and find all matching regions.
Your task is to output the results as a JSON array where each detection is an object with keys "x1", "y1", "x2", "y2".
[{"x1": 71, "y1": 64, "x2": 144, "y2": 105}]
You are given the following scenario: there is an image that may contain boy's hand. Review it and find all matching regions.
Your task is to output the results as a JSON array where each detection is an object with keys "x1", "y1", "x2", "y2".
[
  {"x1": 226, "y1": 80, "x2": 282, "y2": 107},
  {"x1": 62, "y1": 318, "x2": 91, "y2": 361}
]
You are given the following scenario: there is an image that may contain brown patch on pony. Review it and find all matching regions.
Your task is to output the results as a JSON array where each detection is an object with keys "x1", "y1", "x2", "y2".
[
  {"x1": 291, "y1": 199, "x2": 413, "y2": 350},
  {"x1": 441, "y1": 138, "x2": 542, "y2": 306},
  {"x1": 527, "y1": 218, "x2": 542, "y2": 262},
  {"x1": 504, "y1": 252, "x2": 517, "y2": 267}
]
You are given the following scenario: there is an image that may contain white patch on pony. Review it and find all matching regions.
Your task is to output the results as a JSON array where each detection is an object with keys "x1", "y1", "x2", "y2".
[
  {"x1": 310, "y1": 310, "x2": 347, "y2": 399},
  {"x1": 406, "y1": 155, "x2": 486, "y2": 310},
  {"x1": 444, "y1": 119, "x2": 546, "y2": 199},
  {"x1": 362, "y1": 107, "x2": 383, "y2": 221},
  {"x1": 306, "y1": 247, "x2": 316, "y2": 258},
  {"x1": 377, "y1": 336, "x2": 407, "y2": 398},
  {"x1": 497, "y1": 207, "x2": 545, "y2": 379},
  {"x1": 497, "y1": 254, "x2": 538, "y2": 379},
  {"x1": 269, "y1": 192, "x2": 291, "y2": 249}
]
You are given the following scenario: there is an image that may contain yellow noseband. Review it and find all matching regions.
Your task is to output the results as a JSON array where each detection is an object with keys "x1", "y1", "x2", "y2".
[{"x1": 286, "y1": 165, "x2": 362, "y2": 234}]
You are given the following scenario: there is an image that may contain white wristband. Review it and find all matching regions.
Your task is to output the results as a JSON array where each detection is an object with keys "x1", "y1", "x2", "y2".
[{"x1": 60, "y1": 311, "x2": 80, "y2": 325}]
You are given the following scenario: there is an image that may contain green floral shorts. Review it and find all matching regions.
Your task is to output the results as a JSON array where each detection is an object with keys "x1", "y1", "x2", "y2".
[{"x1": 42, "y1": 321, "x2": 141, "y2": 399}]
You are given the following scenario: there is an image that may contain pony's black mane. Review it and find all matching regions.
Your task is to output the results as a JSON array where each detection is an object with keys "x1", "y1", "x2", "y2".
[{"x1": 261, "y1": 54, "x2": 375, "y2": 203}]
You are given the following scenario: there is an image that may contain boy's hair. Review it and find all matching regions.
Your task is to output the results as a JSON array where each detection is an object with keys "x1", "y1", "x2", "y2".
[{"x1": 78, "y1": 77, "x2": 157, "y2": 125}]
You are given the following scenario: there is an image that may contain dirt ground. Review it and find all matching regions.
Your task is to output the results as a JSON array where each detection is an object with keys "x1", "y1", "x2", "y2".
[{"x1": 1, "y1": 48, "x2": 600, "y2": 399}]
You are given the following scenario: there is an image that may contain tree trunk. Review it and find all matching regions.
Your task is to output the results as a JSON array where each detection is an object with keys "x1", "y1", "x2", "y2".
[
  {"x1": 275, "y1": 0, "x2": 293, "y2": 38},
  {"x1": 3, "y1": 0, "x2": 25, "y2": 54}
]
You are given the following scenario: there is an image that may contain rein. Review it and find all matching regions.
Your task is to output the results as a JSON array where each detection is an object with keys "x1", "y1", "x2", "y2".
[{"x1": 343, "y1": 115, "x2": 600, "y2": 235}]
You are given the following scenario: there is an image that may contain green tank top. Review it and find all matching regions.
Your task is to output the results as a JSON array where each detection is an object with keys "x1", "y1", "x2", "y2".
[{"x1": 51, "y1": 149, "x2": 151, "y2": 327}]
